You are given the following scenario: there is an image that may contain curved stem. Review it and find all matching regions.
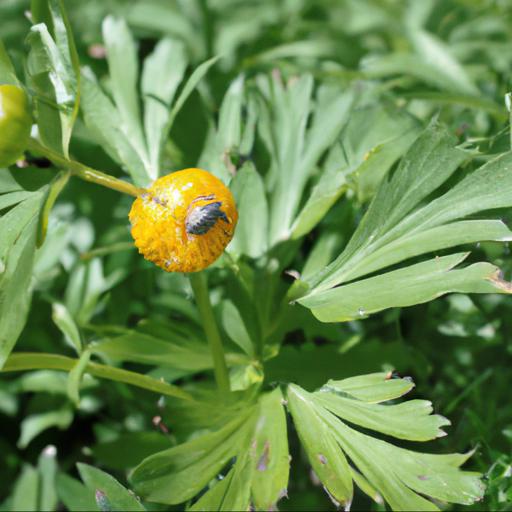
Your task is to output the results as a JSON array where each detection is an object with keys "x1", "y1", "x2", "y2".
[
  {"x1": 2, "y1": 352, "x2": 193, "y2": 400},
  {"x1": 190, "y1": 272, "x2": 231, "y2": 392},
  {"x1": 27, "y1": 138, "x2": 145, "y2": 197}
]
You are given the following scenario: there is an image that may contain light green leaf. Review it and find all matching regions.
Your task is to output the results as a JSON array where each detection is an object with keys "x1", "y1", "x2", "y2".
[
  {"x1": 37, "y1": 169, "x2": 70, "y2": 247},
  {"x1": 102, "y1": 16, "x2": 148, "y2": 170},
  {"x1": 0, "y1": 191, "x2": 47, "y2": 368},
  {"x1": 300, "y1": 253, "x2": 511, "y2": 322},
  {"x1": 287, "y1": 379, "x2": 484, "y2": 511},
  {"x1": 92, "y1": 330, "x2": 247, "y2": 371},
  {"x1": 0, "y1": 39, "x2": 19, "y2": 85},
  {"x1": 38, "y1": 445, "x2": 58, "y2": 512},
  {"x1": 56, "y1": 473, "x2": 99, "y2": 512},
  {"x1": 316, "y1": 392, "x2": 450, "y2": 441},
  {"x1": 221, "y1": 300, "x2": 254, "y2": 357},
  {"x1": 52, "y1": 301, "x2": 82, "y2": 354},
  {"x1": 287, "y1": 384, "x2": 353, "y2": 507},
  {"x1": 142, "y1": 38, "x2": 187, "y2": 179},
  {"x1": 80, "y1": 72, "x2": 149, "y2": 186},
  {"x1": 130, "y1": 413, "x2": 250, "y2": 504},
  {"x1": 408, "y1": 28, "x2": 479, "y2": 96},
  {"x1": 299, "y1": 123, "x2": 512, "y2": 321},
  {"x1": 18, "y1": 406, "x2": 73, "y2": 449},
  {"x1": 67, "y1": 349, "x2": 91, "y2": 406},
  {"x1": 228, "y1": 161, "x2": 268, "y2": 258},
  {"x1": 10, "y1": 465, "x2": 39, "y2": 512},
  {"x1": 77, "y1": 463, "x2": 145, "y2": 511},
  {"x1": 321, "y1": 372, "x2": 415, "y2": 403},
  {"x1": 198, "y1": 75, "x2": 246, "y2": 183},
  {"x1": 166, "y1": 55, "x2": 220, "y2": 134},
  {"x1": 251, "y1": 388, "x2": 290, "y2": 511},
  {"x1": 131, "y1": 390, "x2": 289, "y2": 509}
]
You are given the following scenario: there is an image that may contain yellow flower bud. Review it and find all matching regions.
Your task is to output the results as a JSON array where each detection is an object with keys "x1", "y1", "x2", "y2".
[{"x1": 129, "y1": 168, "x2": 238, "y2": 273}]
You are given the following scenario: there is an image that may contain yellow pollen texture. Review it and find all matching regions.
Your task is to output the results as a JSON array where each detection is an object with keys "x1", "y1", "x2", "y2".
[{"x1": 129, "y1": 168, "x2": 238, "y2": 273}]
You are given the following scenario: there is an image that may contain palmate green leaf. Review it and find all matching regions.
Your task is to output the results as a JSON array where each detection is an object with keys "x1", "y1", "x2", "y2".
[
  {"x1": 131, "y1": 389, "x2": 290, "y2": 511},
  {"x1": 77, "y1": 463, "x2": 145, "y2": 512},
  {"x1": 0, "y1": 189, "x2": 47, "y2": 368},
  {"x1": 287, "y1": 374, "x2": 484, "y2": 511},
  {"x1": 299, "y1": 123, "x2": 512, "y2": 321},
  {"x1": 28, "y1": 0, "x2": 80, "y2": 158},
  {"x1": 82, "y1": 18, "x2": 217, "y2": 186},
  {"x1": 258, "y1": 75, "x2": 355, "y2": 245}
]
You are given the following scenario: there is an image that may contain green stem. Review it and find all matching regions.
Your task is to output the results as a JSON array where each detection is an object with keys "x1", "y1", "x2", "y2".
[
  {"x1": 27, "y1": 138, "x2": 145, "y2": 197},
  {"x1": 190, "y1": 272, "x2": 231, "y2": 392},
  {"x1": 2, "y1": 352, "x2": 193, "y2": 401}
]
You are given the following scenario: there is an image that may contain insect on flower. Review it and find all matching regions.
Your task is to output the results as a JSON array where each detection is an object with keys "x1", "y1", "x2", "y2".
[{"x1": 129, "y1": 168, "x2": 238, "y2": 273}]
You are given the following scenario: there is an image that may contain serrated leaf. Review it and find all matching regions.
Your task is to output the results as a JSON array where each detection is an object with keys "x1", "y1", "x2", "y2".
[{"x1": 77, "y1": 463, "x2": 145, "y2": 511}]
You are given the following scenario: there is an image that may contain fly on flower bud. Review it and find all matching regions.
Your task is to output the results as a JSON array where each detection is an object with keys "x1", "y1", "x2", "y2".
[{"x1": 129, "y1": 168, "x2": 238, "y2": 273}]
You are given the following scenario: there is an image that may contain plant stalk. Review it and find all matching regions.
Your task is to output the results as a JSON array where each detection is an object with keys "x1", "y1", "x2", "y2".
[
  {"x1": 26, "y1": 138, "x2": 145, "y2": 197},
  {"x1": 2, "y1": 352, "x2": 193, "y2": 400},
  {"x1": 189, "y1": 272, "x2": 231, "y2": 392}
]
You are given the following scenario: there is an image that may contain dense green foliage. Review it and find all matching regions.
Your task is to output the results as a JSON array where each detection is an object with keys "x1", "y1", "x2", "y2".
[{"x1": 1, "y1": 0, "x2": 512, "y2": 510}]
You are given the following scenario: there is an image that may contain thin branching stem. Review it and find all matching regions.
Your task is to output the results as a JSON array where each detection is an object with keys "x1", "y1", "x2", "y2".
[{"x1": 27, "y1": 138, "x2": 145, "y2": 197}]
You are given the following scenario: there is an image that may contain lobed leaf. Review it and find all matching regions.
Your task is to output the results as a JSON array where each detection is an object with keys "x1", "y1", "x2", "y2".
[{"x1": 287, "y1": 378, "x2": 485, "y2": 511}]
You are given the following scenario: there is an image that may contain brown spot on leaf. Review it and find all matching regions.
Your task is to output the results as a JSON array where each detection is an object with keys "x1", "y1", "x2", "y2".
[
  {"x1": 488, "y1": 269, "x2": 512, "y2": 292},
  {"x1": 257, "y1": 441, "x2": 270, "y2": 471}
]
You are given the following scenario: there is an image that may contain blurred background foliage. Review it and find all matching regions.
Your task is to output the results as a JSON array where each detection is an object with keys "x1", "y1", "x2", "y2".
[{"x1": 1, "y1": 0, "x2": 512, "y2": 510}]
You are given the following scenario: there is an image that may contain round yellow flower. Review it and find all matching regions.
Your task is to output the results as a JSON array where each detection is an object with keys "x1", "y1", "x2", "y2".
[{"x1": 129, "y1": 168, "x2": 238, "y2": 273}]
